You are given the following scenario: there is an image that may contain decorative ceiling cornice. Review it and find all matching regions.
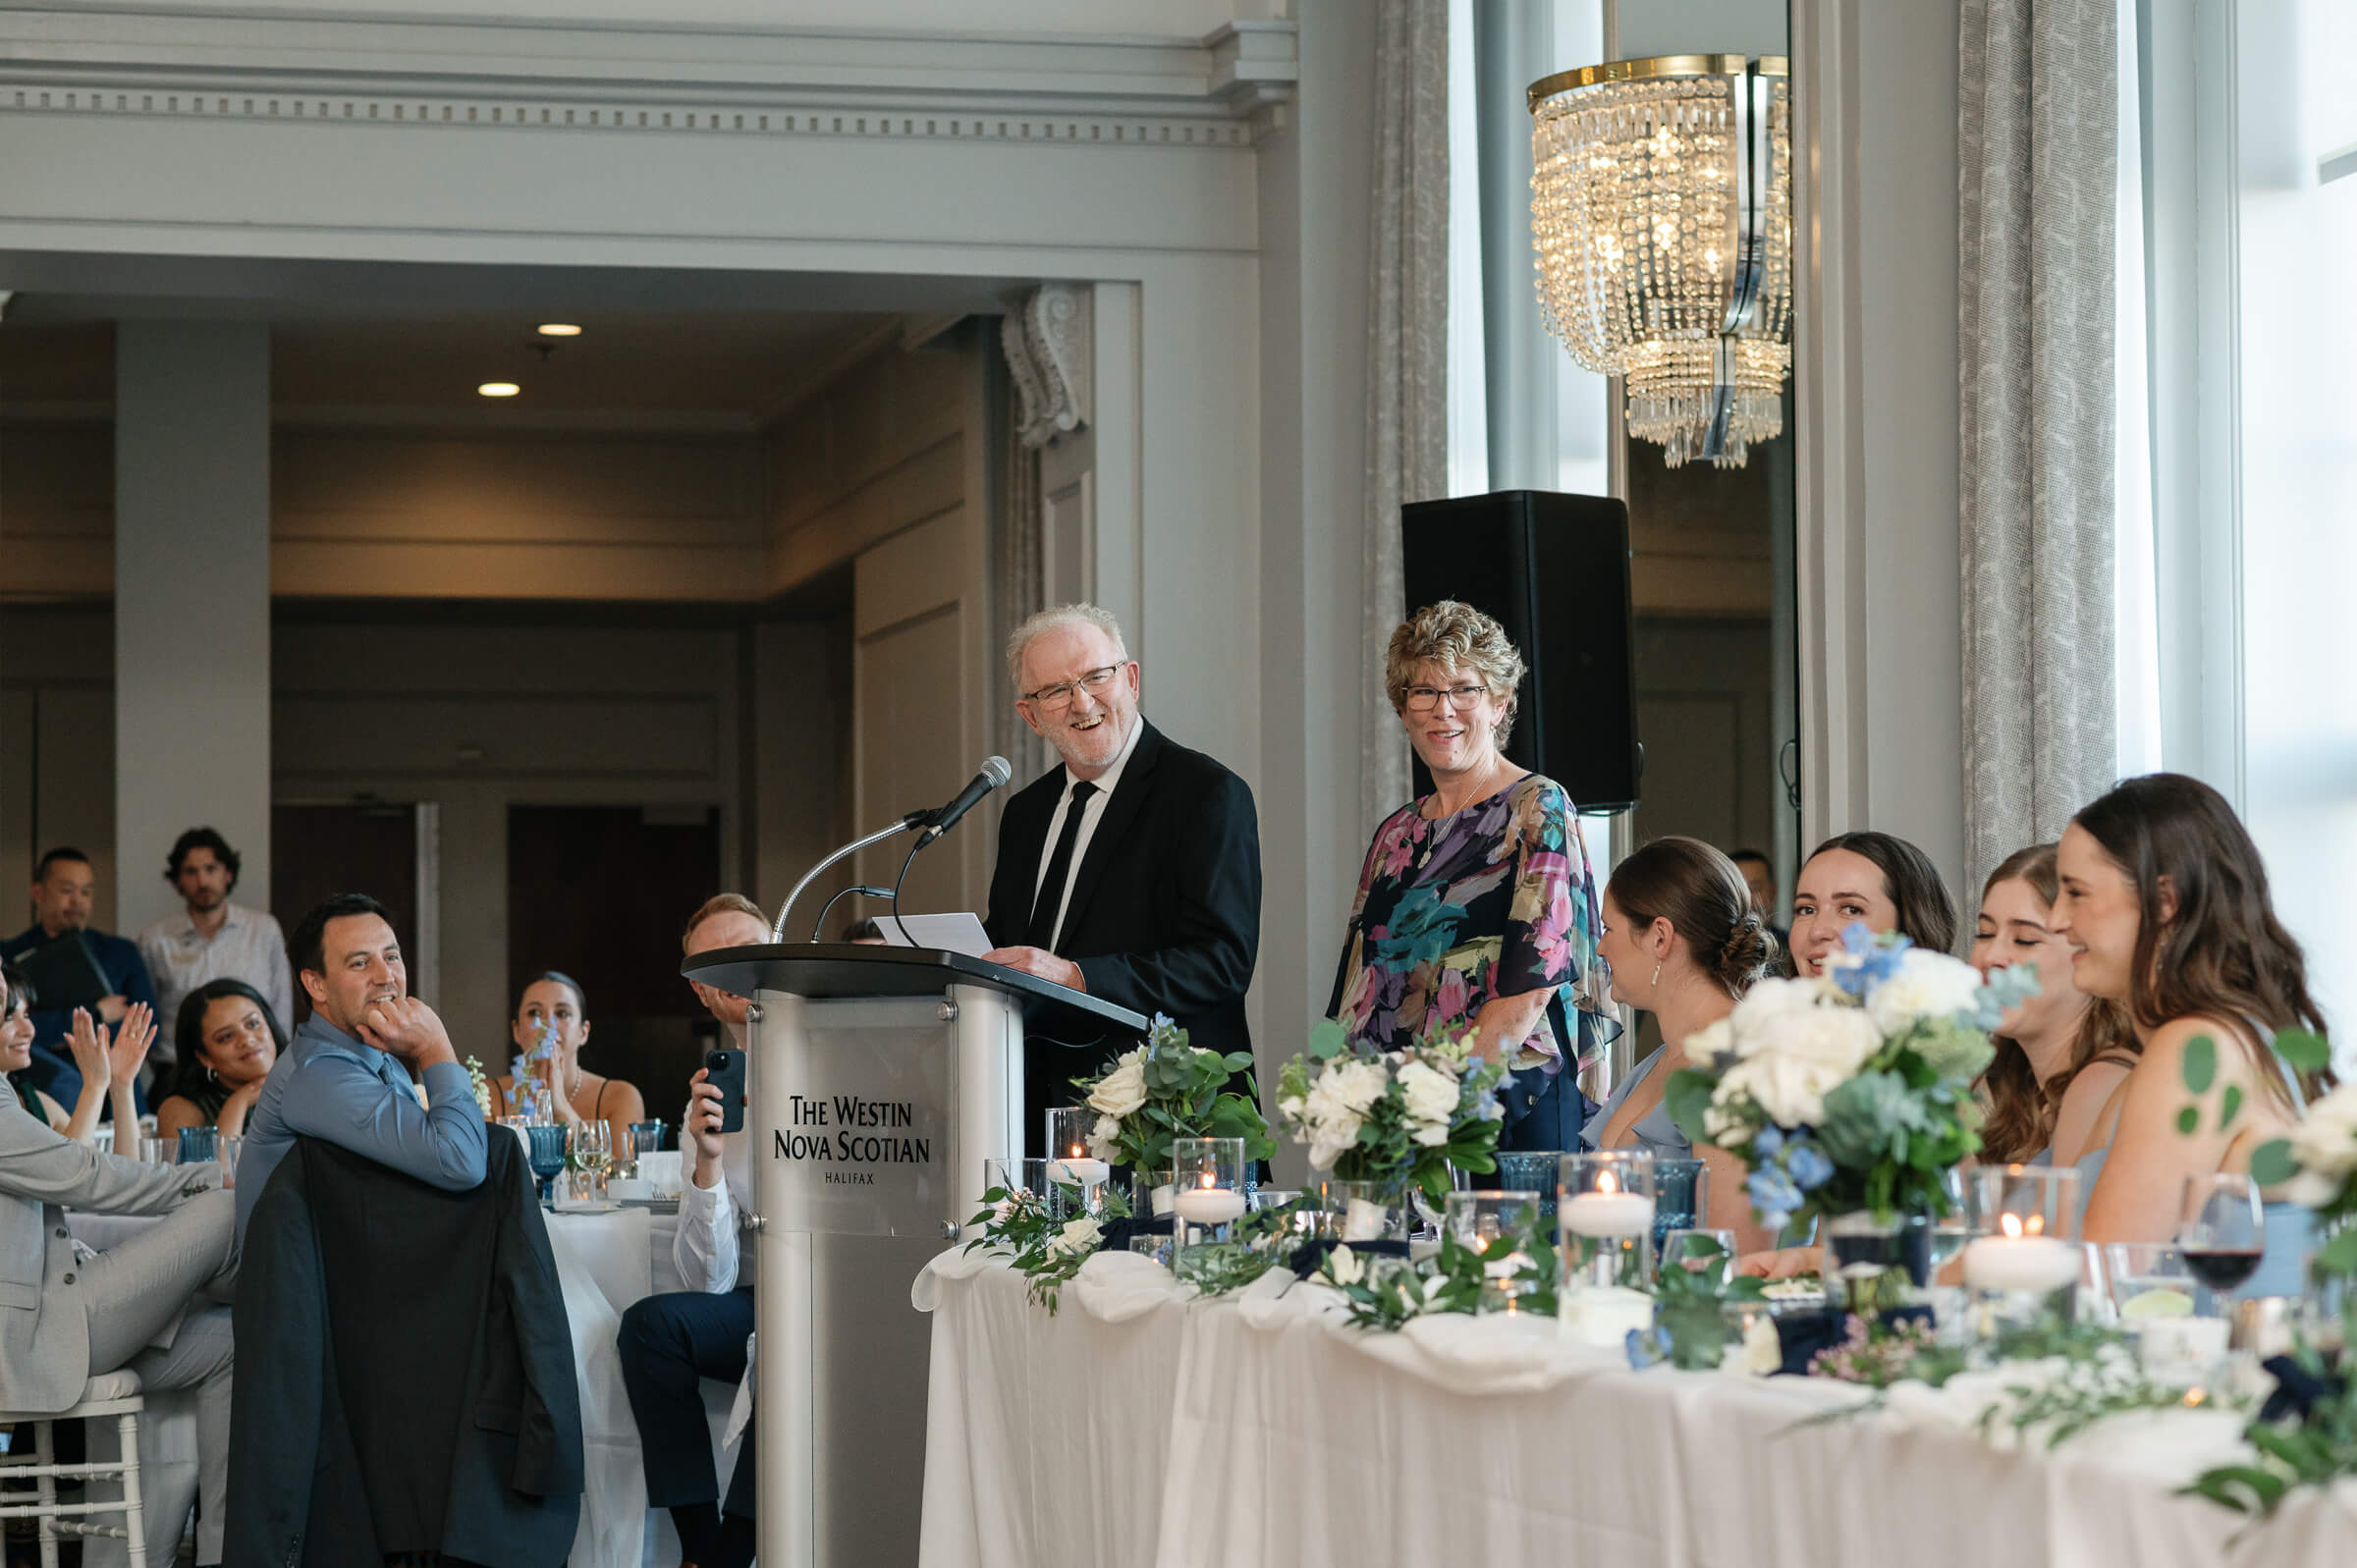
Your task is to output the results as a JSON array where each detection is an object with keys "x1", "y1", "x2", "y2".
[{"x1": 0, "y1": 8, "x2": 1298, "y2": 143}]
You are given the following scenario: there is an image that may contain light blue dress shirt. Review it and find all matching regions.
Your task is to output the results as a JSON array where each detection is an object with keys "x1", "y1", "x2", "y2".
[{"x1": 234, "y1": 1013, "x2": 488, "y2": 1241}]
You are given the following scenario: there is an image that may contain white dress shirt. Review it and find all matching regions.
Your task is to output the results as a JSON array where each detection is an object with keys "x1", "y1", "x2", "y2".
[
  {"x1": 135, "y1": 902, "x2": 296, "y2": 1066},
  {"x1": 674, "y1": 1024, "x2": 753, "y2": 1293},
  {"x1": 1029, "y1": 717, "x2": 1145, "y2": 950}
]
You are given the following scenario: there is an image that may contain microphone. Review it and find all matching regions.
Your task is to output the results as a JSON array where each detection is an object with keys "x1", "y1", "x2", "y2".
[{"x1": 918, "y1": 756, "x2": 1012, "y2": 845}]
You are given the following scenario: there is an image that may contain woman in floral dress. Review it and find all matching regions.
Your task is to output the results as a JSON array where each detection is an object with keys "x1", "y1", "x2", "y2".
[{"x1": 1326, "y1": 601, "x2": 1616, "y2": 1152}]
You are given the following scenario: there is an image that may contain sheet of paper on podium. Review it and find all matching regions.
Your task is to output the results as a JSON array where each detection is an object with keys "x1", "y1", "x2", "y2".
[{"x1": 873, "y1": 912, "x2": 993, "y2": 958}]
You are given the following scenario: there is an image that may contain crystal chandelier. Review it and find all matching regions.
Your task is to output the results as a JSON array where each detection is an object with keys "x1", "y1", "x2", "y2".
[{"x1": 1527, "y1": 55, "x2": 1792, "y2": 468}]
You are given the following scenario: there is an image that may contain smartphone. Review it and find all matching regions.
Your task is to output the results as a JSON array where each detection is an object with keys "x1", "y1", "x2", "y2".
[{"x1": 703, "y1": 1048, "x2": 747, "y2": 1135}]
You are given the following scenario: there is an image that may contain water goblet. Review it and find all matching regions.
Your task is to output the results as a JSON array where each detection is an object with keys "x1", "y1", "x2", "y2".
[
  {"x1": 525, "y1": 1124, "x2": 569, "y2": 1206},
  {"x1": 573, "y1": 1122, "x2": 614, "y2": 1203},
  {"x1": 177, "y1": 1125, "x2": 219, "y2": 1164}
]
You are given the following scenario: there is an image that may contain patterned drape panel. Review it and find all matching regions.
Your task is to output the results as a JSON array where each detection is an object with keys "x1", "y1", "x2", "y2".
[
  {"x1": 1958, "y1": 0, "x2": 2118, "y2": 890},
  {"x1": 1360, "y1": 0, "x2": 1451, "y2": 830}
]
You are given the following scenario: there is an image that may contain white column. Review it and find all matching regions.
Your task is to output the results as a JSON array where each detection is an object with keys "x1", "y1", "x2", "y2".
[{"x1": 113, "y1": 321, "x2": 272, "y2": 937}]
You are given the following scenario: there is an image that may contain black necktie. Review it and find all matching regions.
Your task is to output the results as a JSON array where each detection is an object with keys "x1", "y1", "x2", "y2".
[{"x1": 1025, "y1": 780, "x2": 1098, "y2": 949}]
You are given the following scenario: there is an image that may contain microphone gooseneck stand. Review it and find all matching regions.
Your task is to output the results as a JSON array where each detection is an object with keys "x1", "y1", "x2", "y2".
[{"x1": 768, "y1": 813, "x2": 928, "y2": 943}]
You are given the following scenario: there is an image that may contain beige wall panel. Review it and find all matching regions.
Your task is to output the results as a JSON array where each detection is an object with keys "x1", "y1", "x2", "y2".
[
  {"x1": 32, "y1": 688, "x2": 118, "y2": 932},
  {"x1": 768, "y1": 433, "x2": 965, "y2": 595},
  {"x1": 851, "y1": 505, "x2": 972, "y2": 640},
  {"x1": 272, "y1": 538, "x2": 767, "y2": 600},
  {"x1": 850, "y1": 602, "x2": 971, "y2": 914},
  {"x1": 0, "y1": 690, "x2": 34, "y2": 909},
  {"x1": 275, "y1": 693, "x2": 719, "y2": 778},
  {"x1": 274, "y1": 620, "x2": 737, "y2": 694}
]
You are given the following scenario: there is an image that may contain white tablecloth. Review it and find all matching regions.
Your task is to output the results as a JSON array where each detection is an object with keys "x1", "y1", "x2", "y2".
[{"x1": 915, "y1": 1253, "x2": 2357, "y2": 1568}]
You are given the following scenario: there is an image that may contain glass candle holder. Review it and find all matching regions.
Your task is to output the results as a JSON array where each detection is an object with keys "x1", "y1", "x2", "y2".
[
  {"x1": 1962, "y1": 1164, "x2": 2085, "y2": 1353},
  {"x1": 1445, "y1": 1190, "x2": 1546, "y2": 1313},
  {"x1": 1318, "y1": 1178, "x2": 1408, "y2": 1242},
  {"x1": 1045, "y1": 1107, "x2": 1113, "y2": 1214},
  {"x1": 1558, "y1": 1151, "x2": 1657, "y2": 1344},
  {"x1": 1170, "y1": 1137, "x2": 1247, "y2": 1247}
]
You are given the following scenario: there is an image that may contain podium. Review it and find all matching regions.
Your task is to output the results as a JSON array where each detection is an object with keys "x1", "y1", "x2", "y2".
[{"x1": 678, "y1": 943, "x2": 1147, "y2": 1567}]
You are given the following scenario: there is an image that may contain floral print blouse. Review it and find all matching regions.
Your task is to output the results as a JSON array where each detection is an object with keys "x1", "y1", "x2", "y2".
[{"x1": 1326, "y1": 774, "x2": 1610, "y2": 1076}]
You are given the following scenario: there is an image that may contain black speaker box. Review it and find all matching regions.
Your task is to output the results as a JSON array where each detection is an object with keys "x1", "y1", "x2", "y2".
[{"x1": 1398, "y1": 489, "x2": 1640, "y2": 814}]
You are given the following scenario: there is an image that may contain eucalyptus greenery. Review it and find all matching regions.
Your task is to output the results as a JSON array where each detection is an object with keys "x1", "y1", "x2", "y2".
[
  {"x1": 1070, "y1": 1015, "x2": 1274, "y2": 1172},
  {"x1": 1169, "y1": 1197, "x2": 1312, "y2": 1296},
  {"x1": 1317, "y1": 1210, "x2": 1558, "y2": 1331},
  {"x1": 1277, "y1": 1018, "x2": 1507, "y2": 1207},
  {"x1": 962, "y1": 1179, "x2": 1132, "y2": 1315},
  {"x1": 1648, "y1": 1234, "x2": 1768, "y2": 1371}
]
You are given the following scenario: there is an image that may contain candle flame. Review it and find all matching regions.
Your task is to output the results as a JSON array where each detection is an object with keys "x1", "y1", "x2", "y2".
[
  {"x1": 2025, "y1": 1213, "x2": 2045, "y2": 1236},
  {"x1": 1198, "y1": 1172, "x2": 1215, "y2": 1190},
  {"x1": 2001, "y1": 1213, "x2": 2023, "y2": 1239},
  {"x1": 1599, "y1": 1171, "x2": 1618, "y2": 1195}
]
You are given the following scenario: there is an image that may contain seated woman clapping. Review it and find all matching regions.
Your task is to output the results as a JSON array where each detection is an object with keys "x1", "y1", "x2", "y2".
[
  {"x1": 492, "y1": 970, "x2": 645, "y2": 1149},
  {"x1": 1587, "y1": 838, "x2": 1781, "y2": 1256},
  {"x1": 2053, "y1": 775, "x2": 2329, "y2": 1296},
  {"x1": 1, "y1": 969, "x2": 239, "y2": 1566},
  {"x1": 2, "y1": 961, "x2": 148, "y2": 1156},
  {"x1": 1969, "y1": 844, "x2": 2139, "y2": 1167},
  {"x1": 155, "y1": 979, "x2": 286, "y2": 1141}
]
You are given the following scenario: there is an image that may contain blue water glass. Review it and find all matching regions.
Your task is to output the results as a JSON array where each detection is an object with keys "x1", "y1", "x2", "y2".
[
  {"x1": 526, "y1": 1124, "x2": 571, "y2": 1206},
  {"x1": 1495, "y1": 1152, "x2": 1565, "y2": 1217},
  {"x1": 1652, "y1": 1158, "x2": 1709, "y2": 1253},
  {"x1": 177, "y1": 1125, "x2": 219, "y2": 1164}
]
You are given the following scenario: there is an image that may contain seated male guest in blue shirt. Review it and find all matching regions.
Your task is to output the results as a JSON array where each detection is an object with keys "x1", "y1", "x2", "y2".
[
  {"x1": 1, "y1": 845, "x2": 161, "y2": 1109},
  {"x1": 234, "y1": 892, "x2": 487, "y2": 1241}
]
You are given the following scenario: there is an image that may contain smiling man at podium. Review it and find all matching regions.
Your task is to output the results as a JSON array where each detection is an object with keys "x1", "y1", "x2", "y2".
[{"x1": 981, "y1": 605, "x2": 1261, "y2": 1156}]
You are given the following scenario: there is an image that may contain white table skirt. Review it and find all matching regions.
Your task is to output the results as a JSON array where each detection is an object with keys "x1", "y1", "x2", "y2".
[{"x1": 916, "y1": 1253, "x2": 2357, "y2": 1568}]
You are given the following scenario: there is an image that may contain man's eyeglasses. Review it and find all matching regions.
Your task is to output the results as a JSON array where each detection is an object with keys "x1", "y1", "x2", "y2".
[
  {"x1": 1402, "y1": 682, "x2": 1493, "y2": 713},
  {"x1": 1023, "y1": 665, "x2": 1123, "y2": 713}
]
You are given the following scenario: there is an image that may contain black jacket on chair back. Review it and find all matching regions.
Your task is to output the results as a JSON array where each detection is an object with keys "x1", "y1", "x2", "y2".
[{"x1": 226, "y1": 1131, "x2": 582, "y2": 1568}]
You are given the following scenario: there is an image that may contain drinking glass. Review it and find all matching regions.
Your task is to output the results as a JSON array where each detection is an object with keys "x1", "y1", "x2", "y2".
[
  {"x1": 619, "y1": 1119, "x2": 665, "y2": 1180},
  {"x1": 1445, "y1": 1190, "x2": 1545, "y2": 1312},
  {"x1": 177, "y1": 1125, "x2": 219, "y2": 1164},
  {"x1": 1660, "y1": 1227, "x2": 1739, "y2": 1287},
  {"x1": 217, "y1": 1136, "x2": 244, "y2": 1189},
  {"x1": 137, "y1": 1136, "x2": 170, "y2": 1165},
  {"x1": 2177, "y1": 1173, "x2": 2266, "y2": 1296},
  {"x1": 1928, "y1": 1166, "x2": 1975, "y2": 1271},
  {"x1": 1494, "y1": 1152, "x2": 1566, "y2": 1217},
  {"x1": 525, "y1": 1124, "x2": 569, "y2": 1206},
  {"x1": 1651, "y1": 1158, "x2": 1709, "y2": 1255},
  {"x1": 572, "y1": 1122, "x2": 614, "y2": 1203}
]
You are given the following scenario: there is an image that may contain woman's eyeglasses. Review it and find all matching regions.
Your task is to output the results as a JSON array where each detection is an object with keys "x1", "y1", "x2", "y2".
[{"x1": 1402, "y1": 683, "x2": 1493, "y2": 713}]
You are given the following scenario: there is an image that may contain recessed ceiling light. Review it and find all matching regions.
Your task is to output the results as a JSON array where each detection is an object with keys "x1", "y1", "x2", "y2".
[
  {"x1": 536, "y1": 323, "x2": 582, "y2": 337},
  {"x1": 477, "y1": 382, "x2": 521, "y2": 398}
]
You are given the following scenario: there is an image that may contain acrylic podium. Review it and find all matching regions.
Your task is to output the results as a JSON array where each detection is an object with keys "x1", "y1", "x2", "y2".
[{"x1": 677, "y1": 942, "x2": 1147, "y2": 1567}]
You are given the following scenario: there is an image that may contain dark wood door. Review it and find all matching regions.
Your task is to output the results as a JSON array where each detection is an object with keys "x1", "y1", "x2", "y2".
[
  {"x1": 505, "y1": 804, "x2": 722, "y2": 1118},
  {"x1": 271, "y1": 802, "x2": 420, "y2": 1027}
]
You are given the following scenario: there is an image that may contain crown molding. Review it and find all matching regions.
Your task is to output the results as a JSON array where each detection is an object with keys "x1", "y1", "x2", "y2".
[{"x1": 0, "y1": 8, "x2": 1297, "y2": 144}]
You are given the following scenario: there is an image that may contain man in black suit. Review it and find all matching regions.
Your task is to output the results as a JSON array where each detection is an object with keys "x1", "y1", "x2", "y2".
[{"x1": 982, "y1": 605, "x2": 1261, "y2": 1155}]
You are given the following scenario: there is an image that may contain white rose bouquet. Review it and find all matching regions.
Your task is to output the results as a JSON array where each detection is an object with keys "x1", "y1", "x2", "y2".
[
  {"x1": 1276, "y1": 1018, "x2": 1507, "y2": 1206},
  {"x1": 1665, "y1": 924, "x2": 2032, "y2": 1228},
  {"x1": 1069, "y1": 1014, "x2": 1275, "y2": 1172}
]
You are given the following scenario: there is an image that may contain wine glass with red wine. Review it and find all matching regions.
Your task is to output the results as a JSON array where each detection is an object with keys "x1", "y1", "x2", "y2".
[{"x1": 2176, "y1": 1173, "x2": 2266, "y2": 1294}]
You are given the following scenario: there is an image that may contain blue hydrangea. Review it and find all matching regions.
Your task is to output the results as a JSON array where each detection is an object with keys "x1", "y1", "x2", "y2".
[
  {"x1": 1625, "y1": 1325, "x2": 1671, "y2": 1370},
  {"x1": 1966, "y1": 963, "x2": 2041, "y2": 1031},
  {"x1": 1747, "y1": 1167, "x2": 1802, "y2": 1231},
  {"x1": 1829, "y1": 921, "x2": 1909, "y2": 998},
  {"x1": 1752, "y1": 1125, "x2": 1784, "y2": 1158},
  {"x1": 1784, "y1": 1140, "x2": 1835, "y2": 1191}
]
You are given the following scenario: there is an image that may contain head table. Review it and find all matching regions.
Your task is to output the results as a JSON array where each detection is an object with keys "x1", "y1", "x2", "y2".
[{"x1": 914, "y1": 1249, "x2": 2357, "y2": 1568}]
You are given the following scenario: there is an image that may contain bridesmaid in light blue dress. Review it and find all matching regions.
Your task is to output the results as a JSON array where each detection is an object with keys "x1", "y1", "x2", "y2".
[
  {"x1": 1585, "y1": 838, "x2": 1781, "y2": 1256},
  {"x1": 2050, "y1": 775, "x2": 2332, "y2": 1299}
]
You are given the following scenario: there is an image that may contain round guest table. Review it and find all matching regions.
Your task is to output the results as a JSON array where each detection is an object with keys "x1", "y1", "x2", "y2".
[{"x1": 914, "y1": 1251, "x2": 2357, "y2": 1568}]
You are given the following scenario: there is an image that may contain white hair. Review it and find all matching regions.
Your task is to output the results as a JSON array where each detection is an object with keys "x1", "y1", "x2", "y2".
[{"x1": 1005, "y1": 603, "x2": 1129, "y2": 692}]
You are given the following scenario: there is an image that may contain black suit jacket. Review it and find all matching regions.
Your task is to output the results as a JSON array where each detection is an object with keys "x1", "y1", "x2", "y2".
[
  {"x1": 226, "y1": 1133, "x2": 582, "y2": 1568},
  {"x1": 986, "y1": 721, "x2": 1261, "y2": 1154}
]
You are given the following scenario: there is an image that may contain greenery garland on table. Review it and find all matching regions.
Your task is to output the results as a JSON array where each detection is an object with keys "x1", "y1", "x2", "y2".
[{"x1": 963, "y1": 1178, "x2": 1132, "y2": 1315}]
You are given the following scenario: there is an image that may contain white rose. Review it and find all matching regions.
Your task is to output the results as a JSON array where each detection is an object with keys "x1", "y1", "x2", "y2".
[
  {"x1": 1278, "y1": 1095, "x2": 1306, "y2": 1121},
  {"x1": 1088, "y1": 1113, "x2": 1123, "y2": 1162},
  {"x1": 1864, "y1": 948, "x2": 1986, "y2": 1034},
  {"x1": 1331, "y1": 1059, "x2": 1391, "y2": 1116},
  {"x1": 1308, "y1": 1112, "x2": 1364, "y2": 1170},
  {"x1": 1327, "y1": 1244, "x2": 1364, "y2": 1286},
  {"x1": 1398, "y1": 1060, "x2": 1459, "y2": 1127},
  {"x1": 1087, "y1": 1059, "x2": 1148, "y2": 1117},
  {"x1": 1727, "y1": 977, "x2": 1847, "y2": 1054},
  {"x1": 2288, "y1": 1082, "x2": 2357, "y2": 1182},
  {"x1": 1683, "y1": 1017, "x2": 1736, "y2": 1063},
  {"x1": 1702, "y1": 1102, "x2": 1749, "y2": 1147},
  {"x1": 1714, "y1": 1004, "x2": 1880, "y2": 1126},
  {"x1": 1048, "y1": 1217, "x2": 1102, "y2": 1258}
]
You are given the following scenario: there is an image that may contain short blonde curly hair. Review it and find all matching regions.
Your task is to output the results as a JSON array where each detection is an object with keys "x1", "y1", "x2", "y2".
[{"x1": 1384, "y1": 601, "x2": 1528, "y2": 744}]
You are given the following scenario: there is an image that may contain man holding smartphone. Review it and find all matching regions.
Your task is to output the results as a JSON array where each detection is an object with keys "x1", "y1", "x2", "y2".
[{"x1": 616, "y1": 892, "x2": 767, "y2": 1568}]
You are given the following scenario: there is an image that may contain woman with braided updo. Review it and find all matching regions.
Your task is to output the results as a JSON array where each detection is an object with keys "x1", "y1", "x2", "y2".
[{"x1": 1585, "y1": 836, "x2": 1781, "y2": 1251}]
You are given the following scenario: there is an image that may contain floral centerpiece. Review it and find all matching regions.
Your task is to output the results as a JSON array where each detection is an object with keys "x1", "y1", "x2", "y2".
[
  {"x1": 963, "y1": 1174, "x2": 1131, "y2": 1314},
  {"x1": 1276, "y1": 1017, "x2": 1507, "y2": 1208},
  {"x1": 1070, "y1": 1015, "x2": 1274, "y2": 1213}
]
